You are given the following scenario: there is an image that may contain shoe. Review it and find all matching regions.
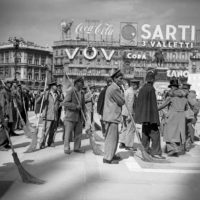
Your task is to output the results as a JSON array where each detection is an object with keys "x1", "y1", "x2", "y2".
[
  {"x1": 39, "y1": 143, "x2": 45, "y2": 149},
  {"x1": 151, "y1": 155, "x2": 166, "y2": 159},
  {"x1": 125, "y1": 147, "x2": 137, "y2": 151},
  {"x1": 0, "y1": 147, "x2": 8, "y2": 151},
  {"x1": 168, "y1": 152, "x2": 179, "y2": 157},
  {"x1": 64, "y1": 149, "x2": 71, "y2": 154},
  {"x1": 113, "y1": 155, "x2": 121, "y2": 161},
  {"x1": 5, "y1": 144, "x2": 11, "y2": 149},
  {"x1": 48, "y1": 143, "x2": 55, "y2": 147},
  {"x1": 10, "y1": 132, "x2": 19, "y2": 137},
  {"x1": 103, "y1": 158, "x2": 119, "y2": 164},
  {"x1": 74, "y1": 149, "x2": 85, "y2": 153},
  {"x1": 119, "y1": 143, "x2": 126, "y2": 149}
]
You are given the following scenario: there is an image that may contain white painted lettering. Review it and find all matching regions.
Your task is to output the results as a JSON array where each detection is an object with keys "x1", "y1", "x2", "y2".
[
  {"x1": 166, "y1": 25, "x2": 176, "y2": 40},
  {"x1": 141, "y1": 24, "x2": 151, "y2": 40}
]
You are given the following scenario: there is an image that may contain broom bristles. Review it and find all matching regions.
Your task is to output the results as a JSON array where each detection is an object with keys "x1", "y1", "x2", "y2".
[
  {"x1": 24, "y1": 129, "x2": 38, "y2": 153},
  {"x1": 12, "y1": 152, "x2": 45, "y2": 184}
]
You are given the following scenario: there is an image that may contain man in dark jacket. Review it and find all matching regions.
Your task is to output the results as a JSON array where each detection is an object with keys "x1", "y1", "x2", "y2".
[
  {"x1": 97, "y1": 78, "x2": 112, "y2": 136},
  {"x1": 135, "y1": 68, "x2": 165, "y2": 159}
]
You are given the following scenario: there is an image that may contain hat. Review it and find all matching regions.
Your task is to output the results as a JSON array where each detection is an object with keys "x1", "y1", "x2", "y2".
[
  {"x1": 74, "y1": 76, "x2": 84, "y2": 85},
  {"x1": 130, "y1": 79, "x2": 140, "y2": 84},
  {"x1": 145, "y1": 69, "x2": 156, "y2": 82},
  {"x1": 182, "y1": 83, "x2": 191, "y2": 89},
  {"x1": 48, "y1": 81, "x2": 57, "y2": 86},
  {"x1": 111, "y1": 69, "x2": 123, "y2": 79},
  {"x1": 168, "y1": 79, "x2": 179, "y2": 88},
  {"x1": 4, "y1": 78, "x2": 13, "y2": 84}
]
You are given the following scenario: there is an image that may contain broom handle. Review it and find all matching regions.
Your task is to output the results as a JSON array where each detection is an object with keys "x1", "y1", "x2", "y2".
[
  {"x1": 36, "y1": 75, "x2": 48, "y2": 128},
  {"x1": 124, "y1": 102, "x2": 142, "y2": 143},
  {"x1": 65, "y1": 73, "x2": 87, "y2": 123},
  {"x1": 13, "y1": 99, "x2": 26, "y2": 127},
  {"x1": 22, "y1": 96, "x2": 28, "y2": 121}
]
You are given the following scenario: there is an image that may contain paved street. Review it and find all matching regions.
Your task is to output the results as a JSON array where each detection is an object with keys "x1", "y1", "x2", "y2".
[{"x1": 1, "y1": 112, "x2": 200, "y2": 200}]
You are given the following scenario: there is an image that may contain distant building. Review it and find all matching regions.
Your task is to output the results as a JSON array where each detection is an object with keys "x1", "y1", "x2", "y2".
[
  {"x1": 52, "y1": 39, "x2": 197, "y2": 89},
  {"x1": 0, "y1": 40, "x2": 53, "y2": 90}
]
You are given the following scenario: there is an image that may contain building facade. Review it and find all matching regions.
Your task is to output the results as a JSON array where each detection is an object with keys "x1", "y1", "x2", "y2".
[
  {"x1": 53, "y1": 39, "x2": 198, "y2": 90},
  {"x1": 0, "y1": 40, "x2": 53, "y2": 90}
]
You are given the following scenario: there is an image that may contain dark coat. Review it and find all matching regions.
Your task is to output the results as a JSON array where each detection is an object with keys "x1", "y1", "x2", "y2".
[
  {"x1": 135, "y1": 83, "x2": 160, "y2": 125},
  {"x1": 0, "y1": 87, "x2": 14, "y2": 123},
  {"x1": 97, "y1": 86, "x2": 107, "y2": 116}
]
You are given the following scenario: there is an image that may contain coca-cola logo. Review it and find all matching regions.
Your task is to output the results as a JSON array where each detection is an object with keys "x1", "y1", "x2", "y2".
[{"x1": 75, "y1": 23, "x2": 114, "y2": 37}]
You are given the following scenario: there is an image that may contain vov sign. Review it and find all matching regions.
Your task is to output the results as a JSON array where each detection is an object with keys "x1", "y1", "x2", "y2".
[{"x1": 65, "y1": 47, "x2": 115, "y2": 61}]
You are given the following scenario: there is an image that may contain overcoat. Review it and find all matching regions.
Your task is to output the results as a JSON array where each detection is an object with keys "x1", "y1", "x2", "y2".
[
  {"x1": 158, "y1": 92, "x2": 188, "y2": 143},
  {"x1": 135, "y1": 83, "x2": 160, "y2": 125},
  {"x1": 61, "y1": 87, "x2": 85, "y2": 122},
  {"x1": 0, "y1": 87, "x2": 13, "y2": 123},
  {"x1": 103, "y1": 82, "x2": 125, "y2": 123},
  {"x1": 41, "y1": 91, "x2": 60, "y2": 121},
  {"x1": 97, "y1": 86, "x2": 107, "y2": 116}
]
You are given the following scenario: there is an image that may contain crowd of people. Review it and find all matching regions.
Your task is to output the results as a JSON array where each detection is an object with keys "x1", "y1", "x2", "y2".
[{"x1": 0, "y1": 68, "x2": 200, "y2": 165}]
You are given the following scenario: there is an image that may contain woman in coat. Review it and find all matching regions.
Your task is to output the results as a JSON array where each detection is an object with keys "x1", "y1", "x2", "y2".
[{"x1": 158, "y1": 79, "x2": 188, "y2": 157}]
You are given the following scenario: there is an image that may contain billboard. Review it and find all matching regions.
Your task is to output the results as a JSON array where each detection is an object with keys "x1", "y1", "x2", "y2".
[{"x1": 120, "y1": 22, "x2": 138, "y2": 46}]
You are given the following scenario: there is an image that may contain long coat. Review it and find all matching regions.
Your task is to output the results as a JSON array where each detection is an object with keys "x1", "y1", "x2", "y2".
[
  {"x1": 41, "y1": 91, "x2": 60, "y2": 121},
  {"x1": 122, "y1": 87, "x2": 137, "y2": 117},
  {"x1": 61, "y1": 87, "x2": 85, "y2": 122},
  {"x1": 0, "y1": 87, "x2": 13, "y2": 123},
  {"x1": 135, "y1": 83, "x2": 160, "y2": 125},
  {"x1": 103, "y1": 82, "x2": 125, "y2": 124},
  {"x1": 158, "y1": 94, "x2": 187, "y2": 143},
  {"x1": 97, "y1": 86, "x2": 107, "y2": 116}
]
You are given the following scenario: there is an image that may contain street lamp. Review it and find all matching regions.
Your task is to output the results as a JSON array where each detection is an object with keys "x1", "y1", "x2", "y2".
[{"x1": 8, "y1": 37, "x2": 25, "y2": 81}]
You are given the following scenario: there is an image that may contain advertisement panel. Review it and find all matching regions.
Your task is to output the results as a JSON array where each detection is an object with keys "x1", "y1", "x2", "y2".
[{"x1": 120, "y1": 22, "x2": 138, "y2": 46}]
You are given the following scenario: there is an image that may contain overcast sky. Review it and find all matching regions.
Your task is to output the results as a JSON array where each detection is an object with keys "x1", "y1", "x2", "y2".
[{"x1": 0, "y1": 0, "x2": 200, "y2": 46}]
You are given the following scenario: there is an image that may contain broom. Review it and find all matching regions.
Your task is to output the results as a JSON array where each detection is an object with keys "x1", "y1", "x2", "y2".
[
  {"x1": 25, "y1": 76, "x2": 48, "y2": 153},
  {"x1": 65, "y1": 73, "x2": 103, "y2": 155},
  {"x1": 22, "y1": 96, "x2": 35, "y2": 135},
  {"x1": 3, "y1": 116, "x2": 45, "y2": 184},
  {"x1": 13, "y1": 99, "x2": 33, "y2": 138},
  {"x1": 124, "y1": 102, "x2": 154, "y2": 162}
]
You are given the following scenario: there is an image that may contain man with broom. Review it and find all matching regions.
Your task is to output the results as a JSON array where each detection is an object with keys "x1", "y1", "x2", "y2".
[
  {"x1": 103, "y1": 69, "x2": 125, "y2": 164},
  {"x1": 61, "y1": 76, "x2": 86, "y2": 154},
  {"x1": 135, "y1": 68, "x2": 165, "y2": 159},
  {"x1": 39, "y1": 80, "x2": 60, "y2": 149}
]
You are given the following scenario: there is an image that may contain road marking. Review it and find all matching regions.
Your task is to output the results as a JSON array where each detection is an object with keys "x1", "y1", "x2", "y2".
[{"x1": 124, "y1": 157, "x2": 200, "y2": 174}]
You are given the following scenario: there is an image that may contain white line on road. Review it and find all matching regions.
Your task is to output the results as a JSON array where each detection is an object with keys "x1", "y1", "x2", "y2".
[{"x1": 124, "y1": 157, "x2": 200, "y2": 174}]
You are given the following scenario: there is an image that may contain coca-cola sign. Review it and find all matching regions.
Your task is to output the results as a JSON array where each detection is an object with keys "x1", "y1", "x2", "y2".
[{"x1": 75, "y1": 22, "x2": 114, "y2": 38}]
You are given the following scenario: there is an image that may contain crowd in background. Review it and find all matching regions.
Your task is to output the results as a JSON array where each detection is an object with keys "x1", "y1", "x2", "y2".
[{"x1": 1, "y1": 72, "x2": 200, "y2": 164}]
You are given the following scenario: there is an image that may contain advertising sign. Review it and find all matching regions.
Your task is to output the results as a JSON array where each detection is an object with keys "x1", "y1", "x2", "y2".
[{"x1": 120, "y1": 22, "x2": 138, "y2": 46}]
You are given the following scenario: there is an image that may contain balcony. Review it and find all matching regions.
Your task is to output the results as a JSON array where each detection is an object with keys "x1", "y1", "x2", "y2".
[
  {"x1": 190, "y1": 56, "x2": 200, "y2": 60},
  {"x1": 60, "y1": 71, "x2": 111, "y2": 77}
]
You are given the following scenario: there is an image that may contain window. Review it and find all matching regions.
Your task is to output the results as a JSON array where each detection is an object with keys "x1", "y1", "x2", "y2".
[
  {"x1": 35, "y1": 59, "x2": 39, "y2": 65},
  {"x1": 80, "y1": 50, "x2": 82, "y2": 55},
  {"x1": 28, "y1": 74, "x2": 32, "y2": 80},
  {"x1": 55, "y1": 50, "x2": 58, "y2": 56},
  {"x1": 61, "y1": 49, "x2": 63, "y2": 56},
  {"x1": 0, "y1": 53, "x2": 4, "y2": 63},
  {"x1": 41, "y1": 57, "x2": 46, "y2": 66},
  {"x1": 34, "y1": 74, "x2": 39, "y2": 80}
]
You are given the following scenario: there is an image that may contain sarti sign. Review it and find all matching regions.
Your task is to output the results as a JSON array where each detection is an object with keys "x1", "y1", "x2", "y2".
[{"x1": 140, "y1": 24, "x2": 195, "y2": 49}]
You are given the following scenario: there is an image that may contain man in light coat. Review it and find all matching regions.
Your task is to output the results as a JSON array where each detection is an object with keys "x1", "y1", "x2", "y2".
[
  {"x1": 61, "y1": 77, "x2": 86, "y2": 154},
  {"x1": 119, "y1": 79, "x2": 140, "y2": 150},
  {"x1": 39, "y1": 81, "x2": 60, "y2": 149},
  {"x1": 103, "y1": 70, "x2": 125, "y2": 164}
]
